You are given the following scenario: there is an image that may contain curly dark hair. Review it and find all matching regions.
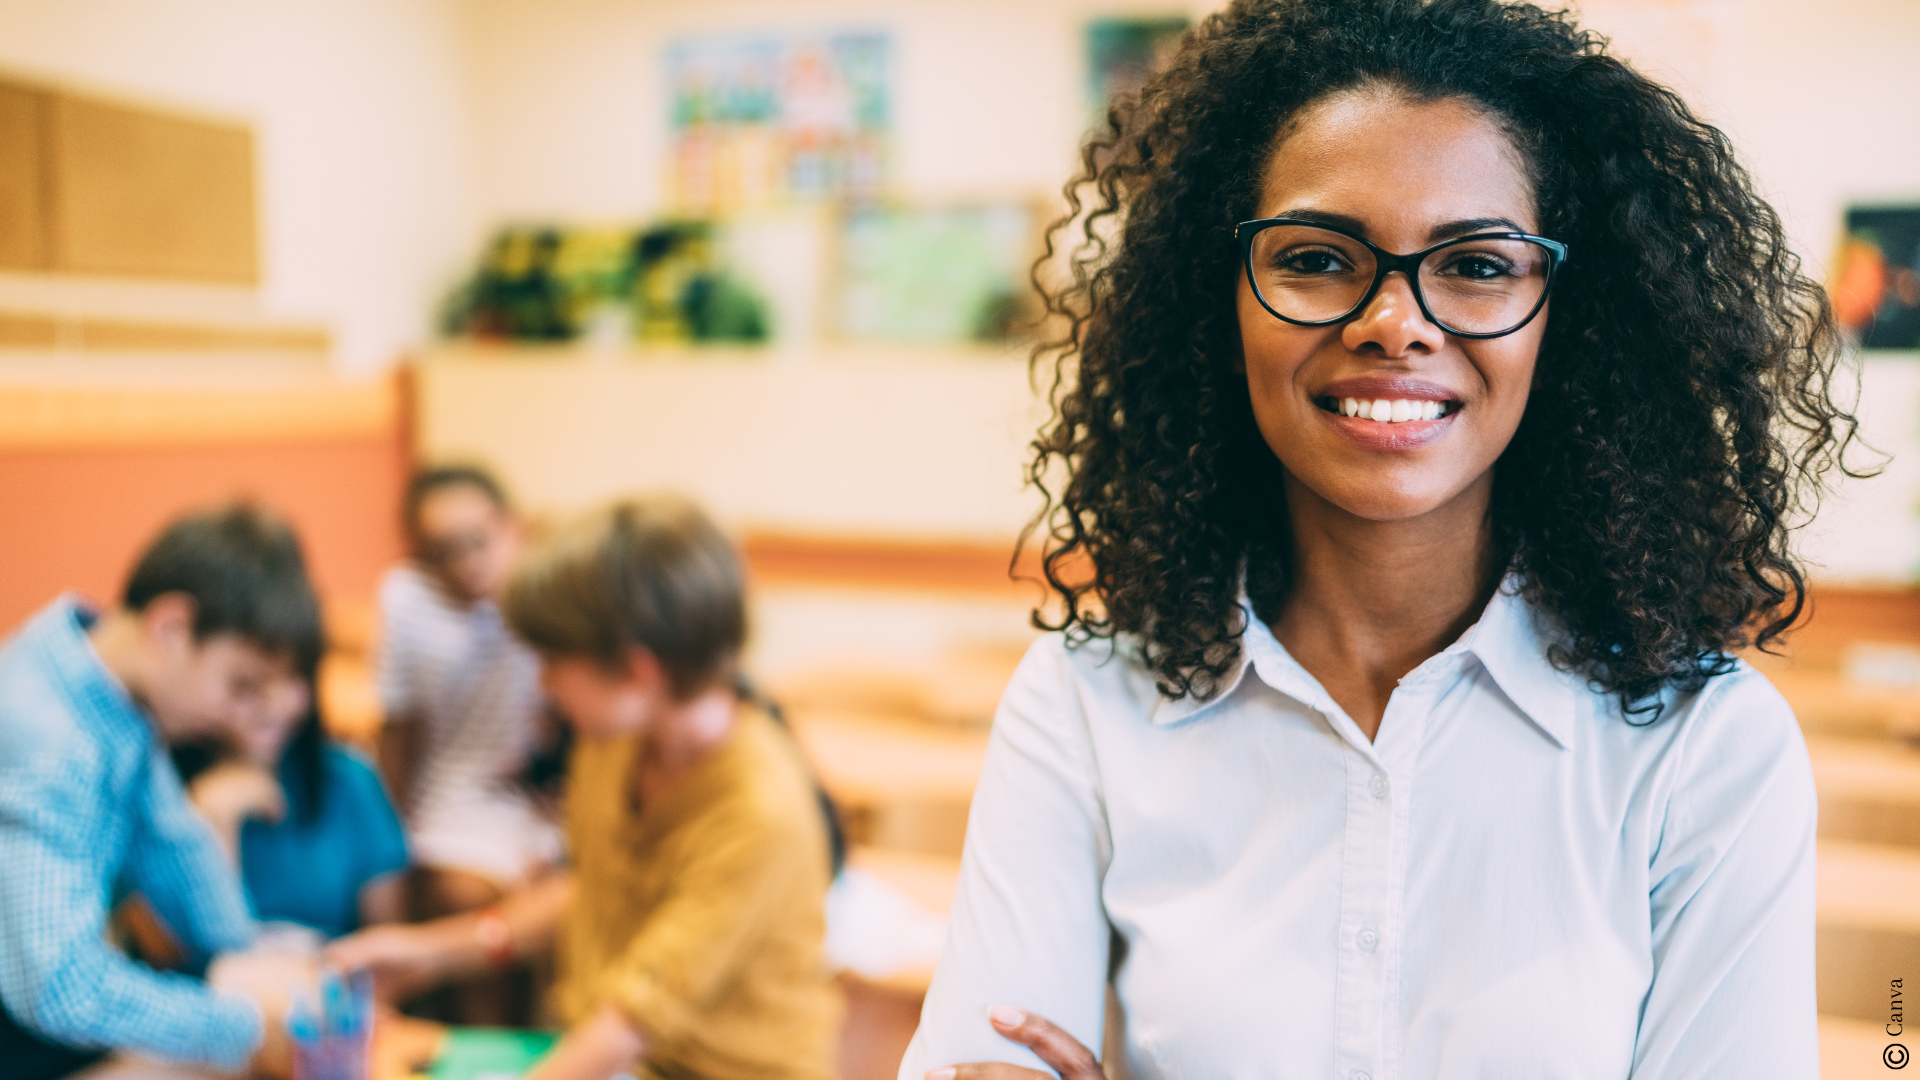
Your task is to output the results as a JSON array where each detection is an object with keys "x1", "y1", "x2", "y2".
[{"x1": 1023, "y1": 0, "x2": 1862, "y2": 719}]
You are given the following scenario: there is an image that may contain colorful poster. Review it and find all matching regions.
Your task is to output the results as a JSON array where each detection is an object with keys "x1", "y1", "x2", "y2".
[
  {"x1": 1834, "y1": 206, "x2": 1920, "y2": 351},
  {"x1": 666, "y1": 30, "x2": 889, "y2": 212}
]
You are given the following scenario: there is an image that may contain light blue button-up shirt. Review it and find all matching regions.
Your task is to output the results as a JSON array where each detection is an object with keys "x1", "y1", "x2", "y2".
[
  {"x1": 0, "y1": 596, "x2": 261, "y2": 1068},
  {"x1": 901, "y1": 583, "x2": 1817, "y2": 1078}
]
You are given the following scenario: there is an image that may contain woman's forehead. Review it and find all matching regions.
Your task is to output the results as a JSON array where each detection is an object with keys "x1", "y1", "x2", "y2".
[{"x1": 1259, "y1": 90, "x2": 1538, "y2": 238}]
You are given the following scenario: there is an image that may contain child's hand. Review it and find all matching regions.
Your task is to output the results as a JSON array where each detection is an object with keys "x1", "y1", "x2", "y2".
[
  {"x1": 325, "y1": 922, "x2": 461, "y2": 1003},
  {"x1": 371, "y1": 1003, "x2": 447, "y2": 1079},
  {"x1": 207, "y1": 949, "x2": 315, "y2": 1080},
  {"x1": 924, "y1": 1005, "x2": 1103, "y2": 1080},
  {"x1": 522, "y1": 1004, "x2": 645, "y2": 1080},
  {"x1": 192, "y1": 761, "x2": 288, "y2": 828},
  {"x1": 190, "y1": 762, "x2": 286, "y2": 863}
]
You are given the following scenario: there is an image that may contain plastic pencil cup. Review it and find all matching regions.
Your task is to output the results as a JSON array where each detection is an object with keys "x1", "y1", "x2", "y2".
[{"x1": 288, "y1": 967, "x2": 374, "y2": 1080}]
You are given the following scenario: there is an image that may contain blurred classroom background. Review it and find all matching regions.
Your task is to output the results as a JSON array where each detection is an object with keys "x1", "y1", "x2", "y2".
[{"x1": 0, "y1": 0, "x2": 1917, "y2": 1077}]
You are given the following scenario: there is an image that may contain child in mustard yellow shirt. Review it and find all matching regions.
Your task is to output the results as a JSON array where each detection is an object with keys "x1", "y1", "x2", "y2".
[{"x1": 331, "y1": 496, "x2": 839, "y2": 1080}]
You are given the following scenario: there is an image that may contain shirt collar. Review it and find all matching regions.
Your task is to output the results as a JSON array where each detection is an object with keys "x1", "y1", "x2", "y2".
[
  {"x1": 1456, "y1": 579, "x2": 1580, "y2": 750},
  {"x1": 1147, "y1": 579, "x2": 1580, "y2": 750},
  {"x1": 27, "y1": 593, "x2": 155, "y2": 757},
  {"x1": 1146, "y1": 637, "x2": 1257, "y2": 728}
]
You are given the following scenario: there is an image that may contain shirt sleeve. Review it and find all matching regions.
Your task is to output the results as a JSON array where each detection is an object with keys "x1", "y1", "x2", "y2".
[
  {"x1": 0, "y1": 750, "x2": 261, "y2": 1069},
  {"x1": 1630, "y1": 668, "x2": 1819, "y2": 1078},
  {"x1": 897, "y1": 639, "x2": 1114, "y2": 1079},
  {"x1": 124, "y1": 743, "x2": 256, "y2": 965},
  {"x1": 593, "y1": 809, "x2": 812, "y2": 1048}
]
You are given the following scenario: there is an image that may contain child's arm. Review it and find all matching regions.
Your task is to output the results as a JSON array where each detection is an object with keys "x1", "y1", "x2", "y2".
[
  {"x1": 326, "y1": 873, "x2": 571, "y2": 1000},
  {"x1": 123, "y1": 744, "x2": 257, "y2": 966},
  {"x1": 523, "y1": 1003, "x2": 648, "y2": 1080},
  {"x1": 0, "y1": 761, "x2": 262, "y2": 1070}
]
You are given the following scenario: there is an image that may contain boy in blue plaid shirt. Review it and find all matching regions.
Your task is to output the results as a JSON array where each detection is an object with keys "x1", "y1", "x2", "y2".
[{"x1": 0, "y1": 504, "x2": 324, "y2": 1080}]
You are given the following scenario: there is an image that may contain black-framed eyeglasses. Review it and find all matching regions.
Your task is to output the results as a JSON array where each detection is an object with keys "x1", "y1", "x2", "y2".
[{"x1": 1235, "y1": 217, "x2": 1568, "y2": 339}]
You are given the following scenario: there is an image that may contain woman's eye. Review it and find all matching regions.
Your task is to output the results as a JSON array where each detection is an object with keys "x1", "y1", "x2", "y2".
[
  {"x1": 1438, "y1": 253, "x2": 1516, "y2": 280},
  {"x1": 1278, "y1": 249, "x2": 1348, "y2": 274}
]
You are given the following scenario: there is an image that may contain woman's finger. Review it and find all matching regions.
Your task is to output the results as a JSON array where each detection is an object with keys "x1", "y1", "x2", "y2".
[
  {"x1": 921, "y1": 1006, "x2": 1103, "y2": 1080},
  {"x1": 985, "y1": 1005, "x2": 1104, "y2": 1080},
  {"x1": 926, "y1": 1067, "x2": 1053, "y2": 1080}
]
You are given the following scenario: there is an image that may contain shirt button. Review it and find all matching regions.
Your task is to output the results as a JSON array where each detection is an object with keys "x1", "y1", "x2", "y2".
[
  {"x1": 1357, "y1": 927, "x2": 1379, "y2": 952},
  {"x1": 1350, "y1": 1071, "x2": 1373, "y2": 1080},
  {"x1": 1369, "y1": 774, "x2": 1389, "y2": 798}
]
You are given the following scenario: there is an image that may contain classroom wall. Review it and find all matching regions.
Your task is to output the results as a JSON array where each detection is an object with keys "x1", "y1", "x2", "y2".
[
  {"x1": 463, "y1": 0, "x2": 1920, "y2": 276},
  {"x1": 446, "y1": 0, "x2": 1920, "y2": 583},
  {"x1": 0, "y1": 1, "x2": 1911, "y2": 582},
  {"x1": 0, "y1": 438, "x2": 407, "y2": 632},
  {"x1": 1563, "y1": 0, "x2": 1920, "y2": 583},
  {"x1": 0, "y1": 0, "x2": 479, "y2": 373},
  {"x1": 0, "y1": 372, "x2": 409, "y2": 633},
  {"x1": 462, "y1": 0, "x2": 1215, "y2": 224},
  {"x1": 415, "y1": 346, "x2": 1047, "y2": 541}
]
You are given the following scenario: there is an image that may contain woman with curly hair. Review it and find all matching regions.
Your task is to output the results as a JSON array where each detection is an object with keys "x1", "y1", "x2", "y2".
[{"x1": 902, "y1": 0, "x2": 1856, "y2": 1077}]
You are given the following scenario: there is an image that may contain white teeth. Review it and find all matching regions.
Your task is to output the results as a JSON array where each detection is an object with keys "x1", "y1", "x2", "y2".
[{"x1": 1335, "y1": 398, "x2": 1449, "y2": 423}]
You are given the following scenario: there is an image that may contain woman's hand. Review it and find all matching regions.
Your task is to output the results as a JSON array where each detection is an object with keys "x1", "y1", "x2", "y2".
[{"x1": 926, "y1": 1006, "x2": 1103, "y2": 1080}]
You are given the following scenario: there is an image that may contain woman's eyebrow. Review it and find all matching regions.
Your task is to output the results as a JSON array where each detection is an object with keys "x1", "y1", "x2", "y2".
[
  {"x1": 1274, "y1": 207, "x2": 1368, "y2": 233},
  {"x1": 1271, "y1": 209, "x2": 1531, "y2": 244},
  {"x1": 1428, "y1": 216, "x2": 1526, "y2": 241}
]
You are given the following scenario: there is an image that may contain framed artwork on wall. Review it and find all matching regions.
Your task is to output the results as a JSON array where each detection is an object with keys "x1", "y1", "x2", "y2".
[
  {"x1": 831, "y1": 202, "x2": 1041, "y2": 345},
  {"x1": 665, "y1": 30, "x2": 890, "y2": 214},
  {"x1": 1085, "y1": 16, "x2": 1190, "y2": 119},
  {"x1": 1834, "y1": 205, "x2": 1920, "y2": 351}
]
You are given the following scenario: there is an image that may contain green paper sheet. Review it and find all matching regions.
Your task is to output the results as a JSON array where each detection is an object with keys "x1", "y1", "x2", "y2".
[{"x1": 427, "y1": 1027, "x2": 559, "y2": 1080}]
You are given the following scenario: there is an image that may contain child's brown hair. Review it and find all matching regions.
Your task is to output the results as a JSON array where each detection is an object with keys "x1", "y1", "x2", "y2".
[{"x1": 503, "y1": 494, "x2": 745, "y2": 698}]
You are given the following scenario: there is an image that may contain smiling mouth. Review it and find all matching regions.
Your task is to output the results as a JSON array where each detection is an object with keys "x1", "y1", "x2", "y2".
[{"x1": 1316, "y1": 396, "x2": 1457, "y2": 423}]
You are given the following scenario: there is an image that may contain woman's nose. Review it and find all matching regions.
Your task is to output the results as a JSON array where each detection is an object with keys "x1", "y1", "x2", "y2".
[{"x1": 1341, "y1": 273, "x2": 1447, "y2": 356}]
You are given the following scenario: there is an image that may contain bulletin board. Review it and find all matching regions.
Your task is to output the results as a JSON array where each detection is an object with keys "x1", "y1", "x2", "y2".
[{"x1": 0, "y1": 75, "x2": 258, "y2": 283}]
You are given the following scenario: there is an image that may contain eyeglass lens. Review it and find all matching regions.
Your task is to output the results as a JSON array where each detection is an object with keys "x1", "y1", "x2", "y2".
[{"x1": 1247, "y1": 225, "x2": 1553, "y2": 335}]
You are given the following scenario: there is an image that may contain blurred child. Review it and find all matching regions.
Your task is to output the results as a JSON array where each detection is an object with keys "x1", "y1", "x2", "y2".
[
  {"x1": 176, "y1": 639, "x2": 409, "y2": 941},
  {"x1": 331, "y1": 496, "x2": 839, "y2": 1080},
  {"x1": 377, "y1": 465, "x2": 562, "y2": 920},
  {"x1": 0, "y1": 504, "x2": 321, "y2": 1080}
]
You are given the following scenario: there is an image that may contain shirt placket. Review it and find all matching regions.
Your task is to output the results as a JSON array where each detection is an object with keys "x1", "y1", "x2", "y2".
[
  {"x1": 1330, "y1": 679, "x2": 1431, "y2": 1080},
  {"x1": 1332, "y1": 735, "x2": 1390, "y2": 1080}
]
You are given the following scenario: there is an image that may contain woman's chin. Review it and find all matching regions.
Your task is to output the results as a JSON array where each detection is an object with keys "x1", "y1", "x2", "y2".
[{"x1": 1286, "y1": 464, "x2": 1490, "y2": 526}]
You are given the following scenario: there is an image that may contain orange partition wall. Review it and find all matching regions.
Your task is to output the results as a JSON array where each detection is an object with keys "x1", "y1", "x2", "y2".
[{"x1": 0, "y1": 372, "x2": 409, "y2": 634}]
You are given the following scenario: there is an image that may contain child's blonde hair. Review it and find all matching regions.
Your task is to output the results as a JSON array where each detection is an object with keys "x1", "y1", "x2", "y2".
[{"x1": 504, "y1": 494, "x2": 744, "y2": 698}]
